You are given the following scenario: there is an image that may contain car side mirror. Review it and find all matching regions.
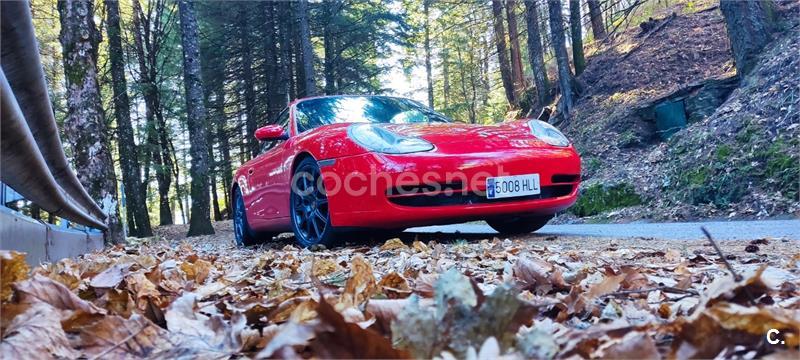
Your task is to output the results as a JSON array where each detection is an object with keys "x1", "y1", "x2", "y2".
[{"x1": 255, "y1": 125, "x2": 288, "y2": 141}]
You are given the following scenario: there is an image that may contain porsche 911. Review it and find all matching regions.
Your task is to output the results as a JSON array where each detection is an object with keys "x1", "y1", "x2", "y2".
[{"x1": 232, "y1": 95, "x2": 580, "y2": 247}]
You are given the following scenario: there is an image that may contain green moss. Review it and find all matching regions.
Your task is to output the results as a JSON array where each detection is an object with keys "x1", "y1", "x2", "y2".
[
  {"x1": 618, "y1": 131, "x2": 639, "y2": 148},
  {"x1": 715, "y1": 144, "x2": 732, "y2": 161},
  {"x1": 674, "y1": 165, "x2": 747, "y2": 206},
  {"x1": 571, "y1": 183, "x2": 643, "y2": 217},
  {"x1": 754, "y1": 140, "x2": 800, "y2": 200}
]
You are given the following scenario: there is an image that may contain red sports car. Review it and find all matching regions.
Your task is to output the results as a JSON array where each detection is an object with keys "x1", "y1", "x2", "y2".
[{"x1": 232, "y1": 95, "x2": 580, "y2": 247}]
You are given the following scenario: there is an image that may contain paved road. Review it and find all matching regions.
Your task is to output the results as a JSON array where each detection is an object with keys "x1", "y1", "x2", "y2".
[{"x1": 406, "y1": 219, "x2": 800, "y2": 241}]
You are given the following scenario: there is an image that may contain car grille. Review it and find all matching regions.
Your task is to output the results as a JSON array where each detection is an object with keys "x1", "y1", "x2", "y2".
[{"x1": 387, "y1": 184, "x2": 575, "y2": 207}]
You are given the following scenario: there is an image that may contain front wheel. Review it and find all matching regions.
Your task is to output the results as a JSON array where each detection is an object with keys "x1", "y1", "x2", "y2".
[
  {"x1": 486, "y1": 215, "x2": 552, "y2": 234},
  {"x1": 290, "y1": 157, "x2": 338, "y2": 247}
]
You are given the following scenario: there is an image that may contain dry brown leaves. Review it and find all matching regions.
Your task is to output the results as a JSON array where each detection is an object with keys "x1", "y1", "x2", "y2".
[{"x1": 1, "y1": 235, "x2": 798, "y2": 359}]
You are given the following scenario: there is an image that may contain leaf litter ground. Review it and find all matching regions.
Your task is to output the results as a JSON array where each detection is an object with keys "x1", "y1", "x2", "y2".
[{"x1": 2, "y1": 220, "x2": 798, "y2": 359}]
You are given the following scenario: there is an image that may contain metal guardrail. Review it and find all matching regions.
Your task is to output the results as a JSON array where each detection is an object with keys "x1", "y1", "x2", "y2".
[{"x1": 1, "y1": 1, "x2": 108, "y2": 262}]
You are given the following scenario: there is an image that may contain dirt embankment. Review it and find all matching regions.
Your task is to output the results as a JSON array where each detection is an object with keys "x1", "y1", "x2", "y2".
[{"x1": 556, "y1": 1, "x2": 800, "y2": 224}]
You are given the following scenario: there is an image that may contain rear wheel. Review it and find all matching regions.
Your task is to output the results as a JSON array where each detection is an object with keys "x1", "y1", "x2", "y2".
[
  {"x1": 487, "y1": 215, "x2": 552, "y2": 234},
  {"x1": 233, "y1": 187, "x2": 275, "y2": 246},
  {"x1": 290, "y1": 157, "x2": 337, "y2": 247}
]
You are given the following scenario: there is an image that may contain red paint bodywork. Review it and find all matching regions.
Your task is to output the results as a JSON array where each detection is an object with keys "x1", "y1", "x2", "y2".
[{"x1": 233, "y1": 96, "x2": 581, "y2": 232}]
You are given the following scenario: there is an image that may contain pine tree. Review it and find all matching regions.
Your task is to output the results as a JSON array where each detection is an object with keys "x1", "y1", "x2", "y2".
[
  {"x1": 58, "y1": 0, "x2": 124, "y2": 243},
  {"x1": 587, "y1": 0, "x2": 606, "y2": 40},
  {"x1": 547, "y1": 0, "x2": 575, "y2": 118},
  {"x1": 104, "y1": 0, "x2": 152, "y2": 237},
  {"x1": 492, "y1": 0, "x2": 517, "y2": 107},
  {"x1": 569, "y1": 0, "x2": 586, "y2": 75},
  {"x1": 178, "y1": 0, "x2": 215, "y2": 236},
  {"x1": 524, "y1": 0, "x2": 552, "y2": 108}
]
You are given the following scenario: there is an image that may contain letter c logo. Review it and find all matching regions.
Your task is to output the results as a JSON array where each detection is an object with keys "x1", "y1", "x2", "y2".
[{"x1": 766, "y1": 329, "x2": 781, "y2": 345}]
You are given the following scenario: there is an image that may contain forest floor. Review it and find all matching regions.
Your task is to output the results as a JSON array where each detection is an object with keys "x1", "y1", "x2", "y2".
[
  {"x1": 3, "y1": 221, "x2": 799, "y2": 358},
  {"x1": 556, "y1": 0, "x2": 800, "y2": 225}
]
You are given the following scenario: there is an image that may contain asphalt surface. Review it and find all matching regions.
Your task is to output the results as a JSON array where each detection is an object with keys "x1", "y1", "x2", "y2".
[{"x1": 406, "y1": 219, "x2": 800, "y2": 241}]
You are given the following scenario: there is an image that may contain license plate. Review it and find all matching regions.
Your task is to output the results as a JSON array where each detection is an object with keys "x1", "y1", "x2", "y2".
[{"x1": 486, "y1": 174, "x2": 541, "y2": 199}]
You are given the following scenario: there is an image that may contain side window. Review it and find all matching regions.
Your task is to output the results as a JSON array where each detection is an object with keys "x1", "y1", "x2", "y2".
[{"x1": 259, "y1": 108, "x2": 290, "y2": 154}]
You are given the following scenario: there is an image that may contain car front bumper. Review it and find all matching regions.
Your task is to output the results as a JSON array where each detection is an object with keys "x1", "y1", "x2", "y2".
[{"x1": 321, "y1": 146, "x2": 581, "y2": 229}]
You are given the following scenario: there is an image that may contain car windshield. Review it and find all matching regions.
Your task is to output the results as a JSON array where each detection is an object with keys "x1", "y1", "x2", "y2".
[{"x1": 294, "y1": 96, "x2": 450, "y2": 133}]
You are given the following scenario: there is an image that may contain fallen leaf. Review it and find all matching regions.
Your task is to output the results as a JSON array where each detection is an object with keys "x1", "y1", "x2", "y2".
[
  {"x1": 90, "y1": 263, "x2": 132, "y2": 289},
  {"x1": 380, "y1": 238, "x2": 409, "y2": 251},
  {"x1": 14, "y1": 274, "x2": 104, "y2": 315},
  {"x1": 0, "y1": 301, "x2": 78, "y2": 358},
  {"x1": 378, "y1": 271, "x2": 412, "y2": 299},
  {"x1": 180, "y1": 259, "x2": 212, "y2": 284},
  {"x1": 340, "y1": 255, "x2": 377, "y2": 308},
  {"x1": 0, "y1": 251, "x2": 29, "y2": 301},
  {"x1": 312, "y1": 295, "x2": 410, "y2": 358}
]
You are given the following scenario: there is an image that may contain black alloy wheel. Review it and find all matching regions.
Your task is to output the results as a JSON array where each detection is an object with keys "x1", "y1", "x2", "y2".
[{"x1": 290, "y1": 157, "x2": 337, "y2": 247}]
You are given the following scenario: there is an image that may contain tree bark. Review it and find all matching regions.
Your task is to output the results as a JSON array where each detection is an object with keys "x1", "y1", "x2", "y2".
[
  {"x1": 424, "y1": 0, "x2": 435, "y2": 109},
  {"x1": 238, "y1": 5, "x2": 259, "y2": 158},
  {"x1": 506, "y1": 0, "x2": 526, "y2": 98},
  {"x1": 323, "y1": 1, "x2": 338, "y2": 95},
  {"x1": 491, "y1": 0, "x2": 517, "y2": 107},
  {"x1": 587, "y1": 0, "x2": 605, "y2": 40},
  {"x1": 104, "y1": 0, "x2": 152, "y2": 237},
  {"x1": 719, "y1": 0, "x2": 774, "y2": 76},
  {"x1": 131, "y1": 0, "x2": 173, "y2": 226},
  {"x1": 442, "y1": 48, "x2": 450, "y2": 110},
  {"x1": 547, "y1": 0, "x2": 575, "y2": 118},
  {"x1": 58, "y1": 0, "x2": 124, "y2": 243},
  {"x1": 296, "y1": 0, "x2": 318, "y2": 97},
  {"x1": 524, "y1": 0, "x2": 552, "y2": 108},
  {"x1": 262, "y1": 2, "x2": 288, "y2": 120},
  {"x1": 214, "y1": 83, "x2": 232, "y2": 218},
  {"x1": 569, "y1": 0, "x2": 586, "y2": 75},
  {"x1": 178, "y1": 0, "x2": 214, "y2": 236}
]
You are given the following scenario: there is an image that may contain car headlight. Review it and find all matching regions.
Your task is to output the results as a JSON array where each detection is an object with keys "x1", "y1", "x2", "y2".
[
  {"x1": 347, "y1": 124, "x2": 434, "y2": 154},
  {"x1": 528, "y1": 119, "x2": 570, "y2": 147}
]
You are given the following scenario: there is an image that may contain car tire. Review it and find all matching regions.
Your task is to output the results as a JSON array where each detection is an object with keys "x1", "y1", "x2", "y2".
[
  {"x1": 487, "y1": 215, "x2": 553, "y2": 234},
  {"x1": 233, "y1": 187, "x2": 276, "y2": 247},
  {"x1": 290, "y1": 157, "x2": 338, "y2": 248}
]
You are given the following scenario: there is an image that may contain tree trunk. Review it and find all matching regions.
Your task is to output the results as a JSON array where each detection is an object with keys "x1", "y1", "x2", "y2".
[
  {"x1": 58, "y1": 0, "x2": 124, "y2": 243},
  {"x1": 104, "y1": 0, "x2": 152, "y2": 237},
  {"x1": 215, "y1": 85, "x2": 232, "y2": 218},
  {"x1": 178, "y1": 0, "x2": 214, "y2": 236},
  {"x1": 424, "y1": 0, "x2": 435, "y2": 109},
  {"x1": 323, "y1": 1, "x2": 337, "y2": 95},
  {"x1": 296, "y1": 0, "x2": 317, "y2": 97},
  {"x1": 569, "y1": 0, "x2": 586, "y2": 75},
  {"x1": 547, "y1": 0, "x2": 575, "y2": 118},
  {"x1": 491, "y1": 0, "x2": 517, "y2": 107},
  {"x1": 442, "y1": 48, "x2": 450, "y2": 110},
  {"x1": 131, "y1": 0, "x2": 173, "y2": 226},
  {"x1": 282, "y1": 3, "x2": 298, "y2": 101},
  {"x1": 506, "y1": 0, "x2": 526, "y2": 98},
  {"x1": 720, "y1": 0, "x2": 774, "y2": 76},
  {"x1": 238, "y1": 5, "x2": 259, "y2": 158},
  {"x1": 525, "y1": 0, "x2": 552, "y2": 108},
  {"x1": 587, "y1": 0, "x2": 606, "y2": 40},
  {"x1": 262, "y1": 2, "x2": 288, "y2": 120}
]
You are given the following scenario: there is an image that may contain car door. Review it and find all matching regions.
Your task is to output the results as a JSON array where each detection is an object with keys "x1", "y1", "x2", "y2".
[{"x1": 246, "y1": 109, "x2": 291, "y2": 223}]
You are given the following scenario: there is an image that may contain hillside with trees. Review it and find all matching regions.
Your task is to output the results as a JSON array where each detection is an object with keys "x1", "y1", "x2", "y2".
[{"x1": 20, "y1": 0, "x2": 800, "y2": 241}]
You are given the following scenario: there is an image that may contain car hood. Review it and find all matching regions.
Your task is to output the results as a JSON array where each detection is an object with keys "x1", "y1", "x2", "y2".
[{"x1": 381, "y1": 122, "x2": 554, "y2": 154}]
